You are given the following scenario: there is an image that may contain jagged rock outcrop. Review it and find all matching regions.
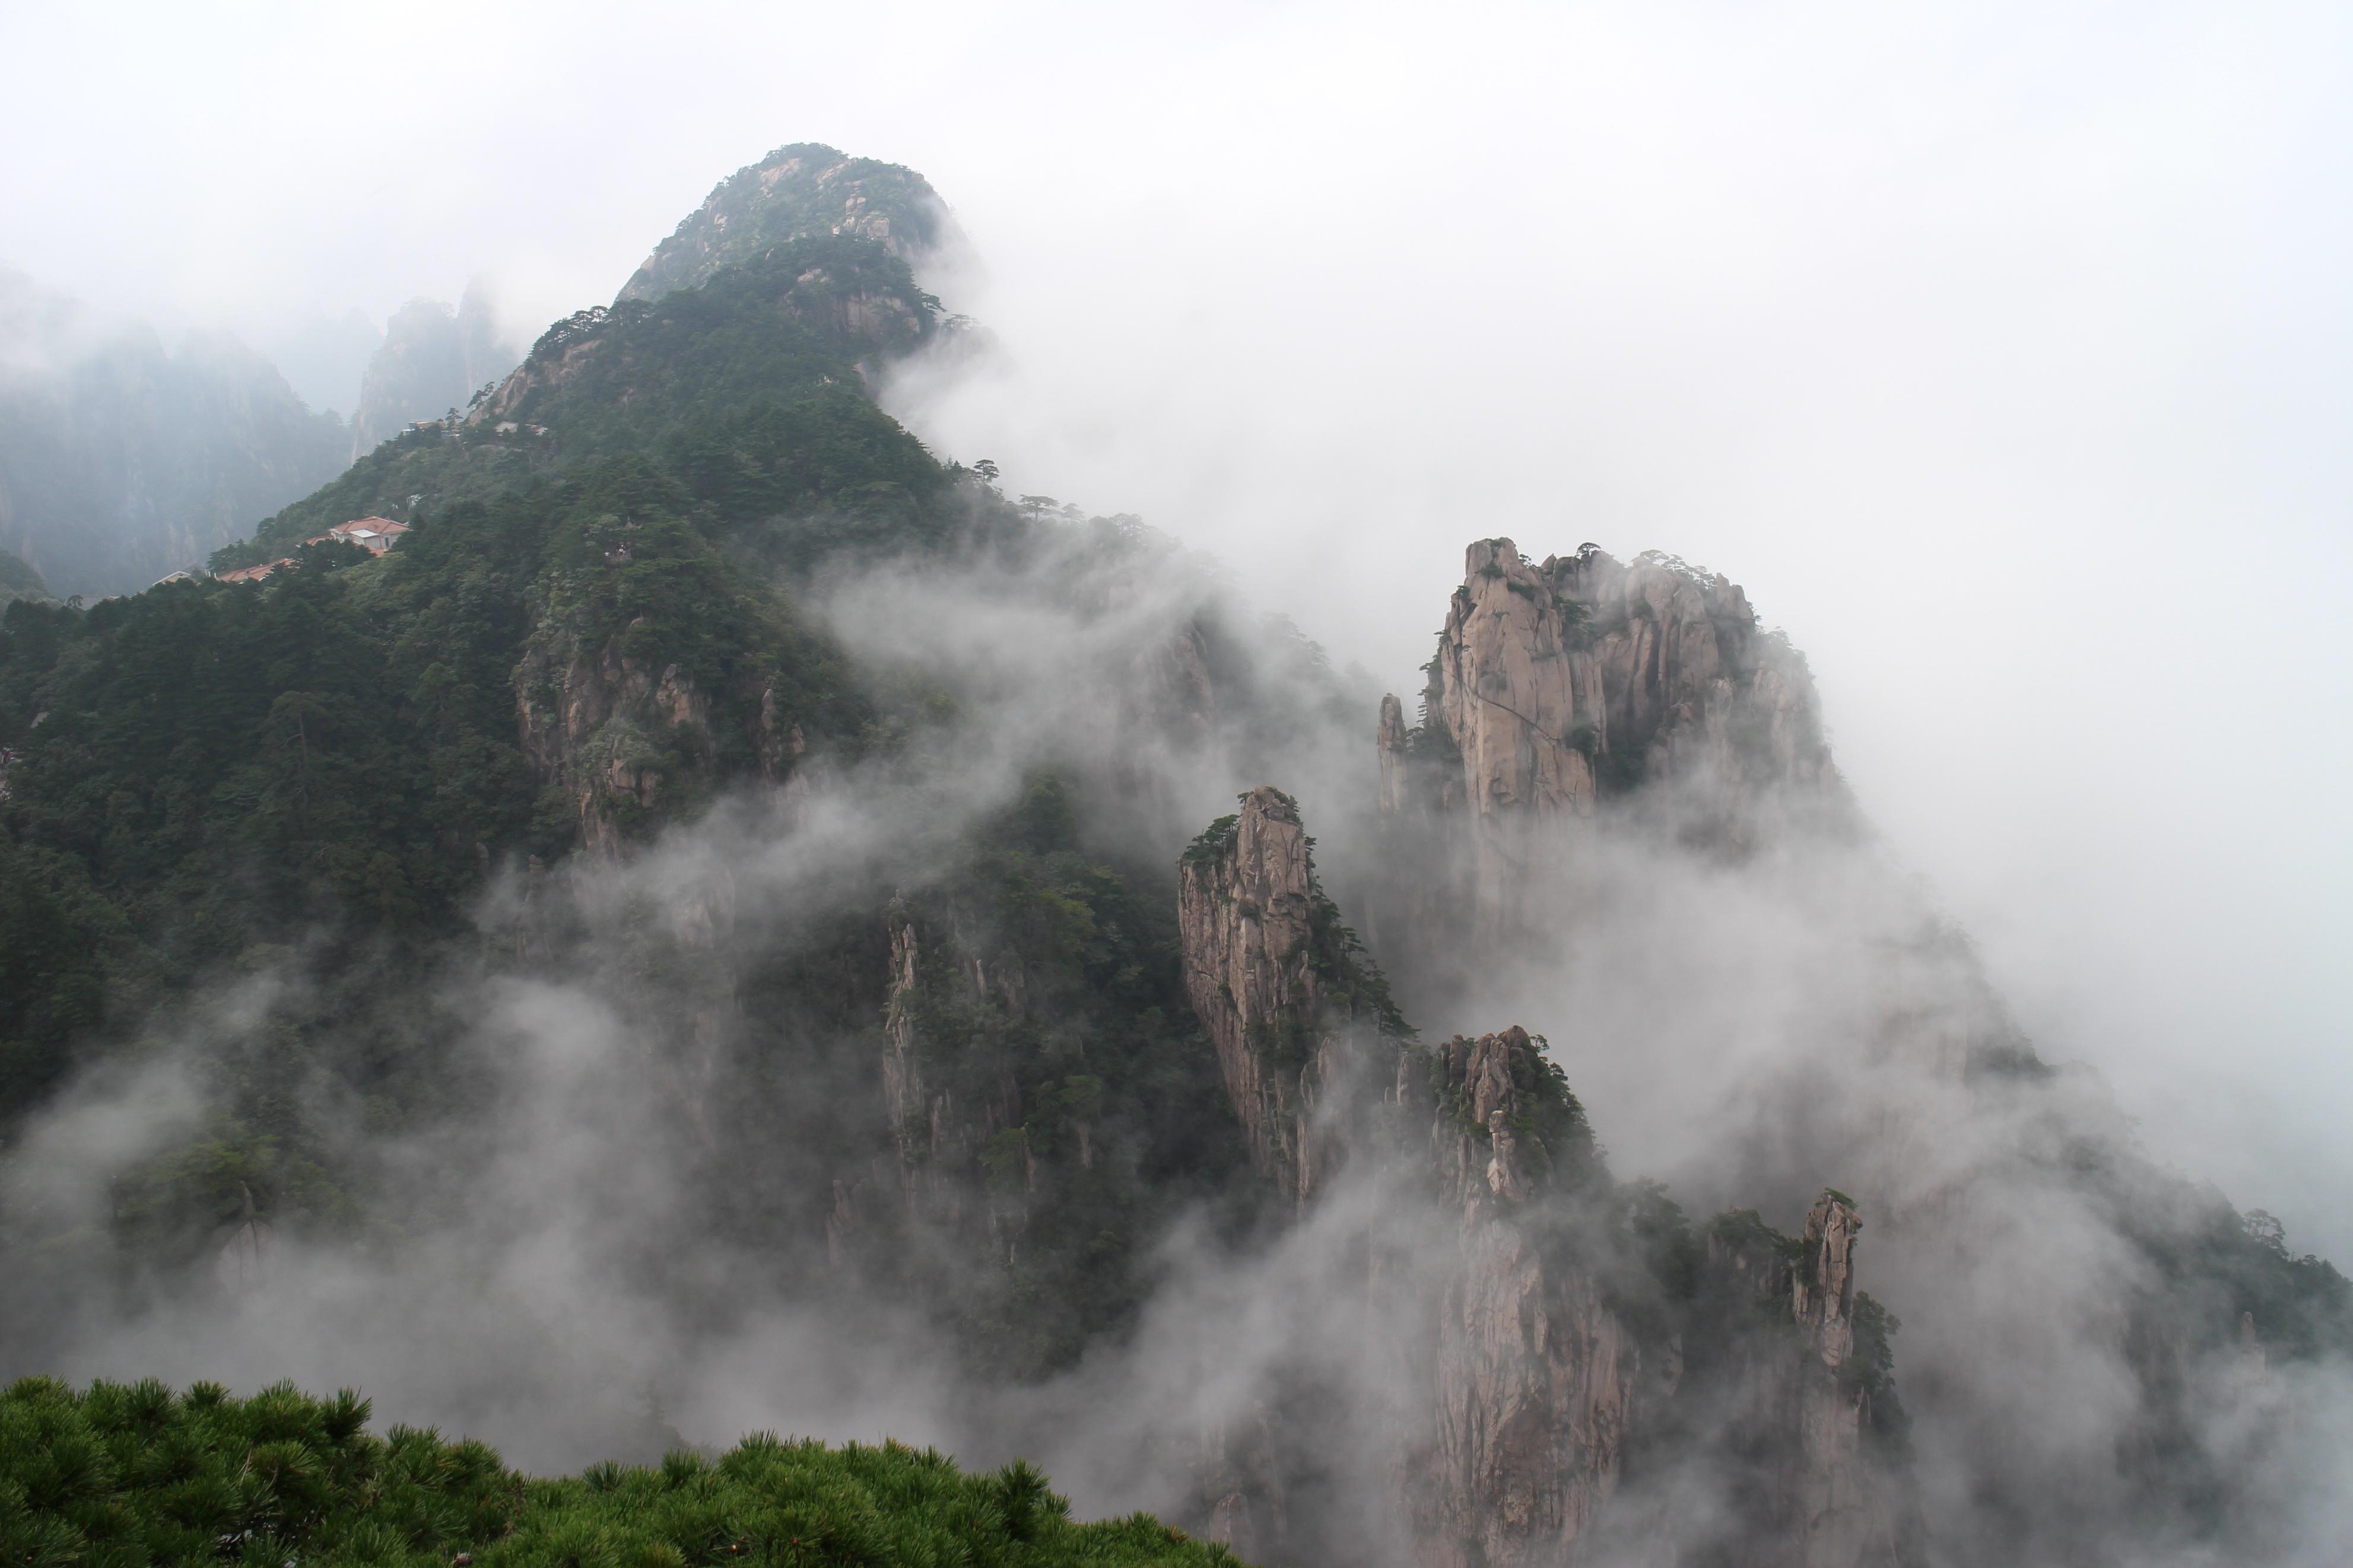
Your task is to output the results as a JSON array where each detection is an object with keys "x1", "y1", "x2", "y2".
[
  {"x1": 1177, "y1": 787, "x2": 1398, "y2": 1208},
  {"x1": 464, "y1": 319, "x2": 604, "y2": 428},
  {"x1": 1437, "y1": 542, "x2": 1605, "y2": 827},
  {"x1": 872, "y1": 905, "x2": 1049, "y2": 1262},
  {"x1": 1376, "y1": 692, "x2": 1420, "y2": 817},
  {"x1": 1784, "y1": 1197, "x2": 1909, "y2": 1568},
  {"x1": 1381, "y1": 539, "x2": 1841, "y2": 932},
  {"x1": 1685, "y1": 1194, "x2": 1924, "y2": 1568},
  {"x1": 1412, "y1": 1027, "x2": 1638, "y2": 1568},
  {"x1": 1177, "y1": 787, "x2": 1322, "y2": 1195},
  {"x1": 1177, "y1": 788, "x2": 1923, "y2": 1568},
  {"x1": 881, "y1": 917, "x2": 951, "y2": 1217},
  {"x1": 515, "y1": 622, "x2": 713, "y2": 857}
]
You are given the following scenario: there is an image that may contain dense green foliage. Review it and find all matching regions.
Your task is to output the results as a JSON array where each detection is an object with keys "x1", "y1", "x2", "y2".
[
  {"x1": 0, "y1": 211, "x2": 1268, "y2": 1396},
  {"x1": 219, "y1": 237, "x2": 944, "y2": 571},
  {"x1": 0, "y1": 230, "x2": 983, "y2": 1130},
  {"x1": 0, "y1": 445, "x2": 879, "y2": 1119},
  {"x1": 1300, "y1": 863, "x2": 1412, "y2": 1046},
  {"x1": 0, "y1": 1378, "x2": 1231, "y2": 1568}
]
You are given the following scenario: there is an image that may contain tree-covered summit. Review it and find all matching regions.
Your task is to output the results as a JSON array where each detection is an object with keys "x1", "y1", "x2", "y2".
[
  {"x1": 220, "y1": 234, "x2": 948, "y2": 570},
  {"x1": 619, "y1": 142, "x2": 951, "y2": 306}
]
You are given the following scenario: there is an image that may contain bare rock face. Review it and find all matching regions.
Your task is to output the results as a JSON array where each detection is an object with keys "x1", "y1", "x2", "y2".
[
  {"x1": 1177, "y1": 786, "x2": 1326, "y2": 1200},
  {"x1": 1545, "y1": 540, "x2": 1833, "y2": 797},
  {"x1": 1179, "y1": 784, "x2": 1415, "y2": 1214},
  {"x1": 1174, "y1": 788, "x2": 1921, "y2": 1568},
  {"x1": 1412, "y1": 1028, "x2": 1638, "y2": 1568},
  {"x1": 777, "y1": 264, "x2": 933, "y2": 358},
  {"x1": 1377, "y1": 692, "x2": 1413, "y2": 816},
  {"x1": 515, "y1": 620, "x2": 716, "y2": 856},
  {"x1": 1383, "y1": 539, "x2": 1841, "y2": 932},
  {"x1": 510, "y1": 606, "x2": 809, "y2": 857},
  {"x1": 1787, "y1": 1196, "x2": 1900, "y2": 1568},
  {"x1": 1437, "y1": 539, "x2": 1605, "y2": 826},
  {"x1": 882, "y1": 919, "x2": 930, "y2": 1211}
]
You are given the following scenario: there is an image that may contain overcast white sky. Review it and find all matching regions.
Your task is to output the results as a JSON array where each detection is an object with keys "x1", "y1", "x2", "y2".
[{"x1": 4, "y1": 0, "x2": 2349, "y2": 1255}]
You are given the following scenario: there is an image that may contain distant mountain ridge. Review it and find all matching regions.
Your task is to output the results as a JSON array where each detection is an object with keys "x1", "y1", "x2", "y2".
[
  {"x1": 0, "y1": 270, "x2": 349, "y2": 598},
  {"x1": 346, "y1": 281, "x2": 520, "y2": 457}
]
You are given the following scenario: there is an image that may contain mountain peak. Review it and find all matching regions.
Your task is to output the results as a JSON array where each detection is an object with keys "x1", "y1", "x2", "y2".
[{"x1": 617, "y1": 142, "x2": 951, "y2": 305}]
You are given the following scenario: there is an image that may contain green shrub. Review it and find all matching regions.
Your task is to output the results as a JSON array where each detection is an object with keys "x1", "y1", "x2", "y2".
[{"x1": 0, "y1": 1379, "x2": 1239, "y2": 1568}]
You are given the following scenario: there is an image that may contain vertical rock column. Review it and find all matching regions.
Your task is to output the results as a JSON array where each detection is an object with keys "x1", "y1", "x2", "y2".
[
  {"x1": 1697, "y1": 1191, "x2": 1922, "y2": 1568},
  {"x1": 1377, "y1": 692, "x2": 1412, "y2": 816},
  {"x1": 1414, "y1": 1027, "x2": 1637, "y2": 1568},
  {"x1": 1177, "y1": 786, "x2": 1322, "y2": 1195},
  {"x1": 882, "y1": 920, "x2": 925, "y2": 1207},
  {"x1": 1437, "y1": 540, "x2": 1606, "y2": 824},
  {"x1": 1788, "y1": 1192, "x2": 1917, "y2": 1568},
  {"x1": 1433, "y1": 540, "x2": 1605, "y2": 933}
]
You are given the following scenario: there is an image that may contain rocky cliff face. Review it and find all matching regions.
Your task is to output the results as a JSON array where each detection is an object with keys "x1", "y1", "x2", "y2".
[
  {"x1": 1679, "y1": 1194, "x2": 1924, "y2": 1568},
  {"x1": 1384, "y1": 539, "x2": 1841, "y2": 933},
  {"x1": 1177, "y1": 787, "x2": 1400, "y2": 1208},
  {"x1": 514, "y1": 622, "x2": 798, "y2": 857},
  {"x1": 1175, "y1": 788, "x2": 1921, "y2": 1568},
  {"x1": 1410, "y1": 1027, "x2": 1638, "y2": 1568},
  {"x1": 1783, "y1": 1198, "x2": 1917, "y2": 1568},
  {"x1": 1436, "y1": 541, "x2": 1605, "y2": 827},
  {"x1": 618, "y1": 142, "x2": 951, "y2": 304},
  {"x1": 516, "y1": 624, "x2": 709, "y2": 858},
  {"x1": 1177, "y1": 787, "x2": 1320, "y2": 1195},
  {"x1": 1359, "y1": 537, "x2": 2320, "y2": 1566}
]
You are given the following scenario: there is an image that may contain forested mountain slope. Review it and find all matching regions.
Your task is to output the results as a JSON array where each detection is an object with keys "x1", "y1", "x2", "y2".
[{"x1": 1, "y1": 145, "x2": 2346, "y2": 1568}]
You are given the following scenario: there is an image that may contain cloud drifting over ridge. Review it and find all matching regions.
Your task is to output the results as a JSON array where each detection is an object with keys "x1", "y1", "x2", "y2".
[{"x1": 8, "y1": 529, "x2": 2342, "y2": 1563}]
